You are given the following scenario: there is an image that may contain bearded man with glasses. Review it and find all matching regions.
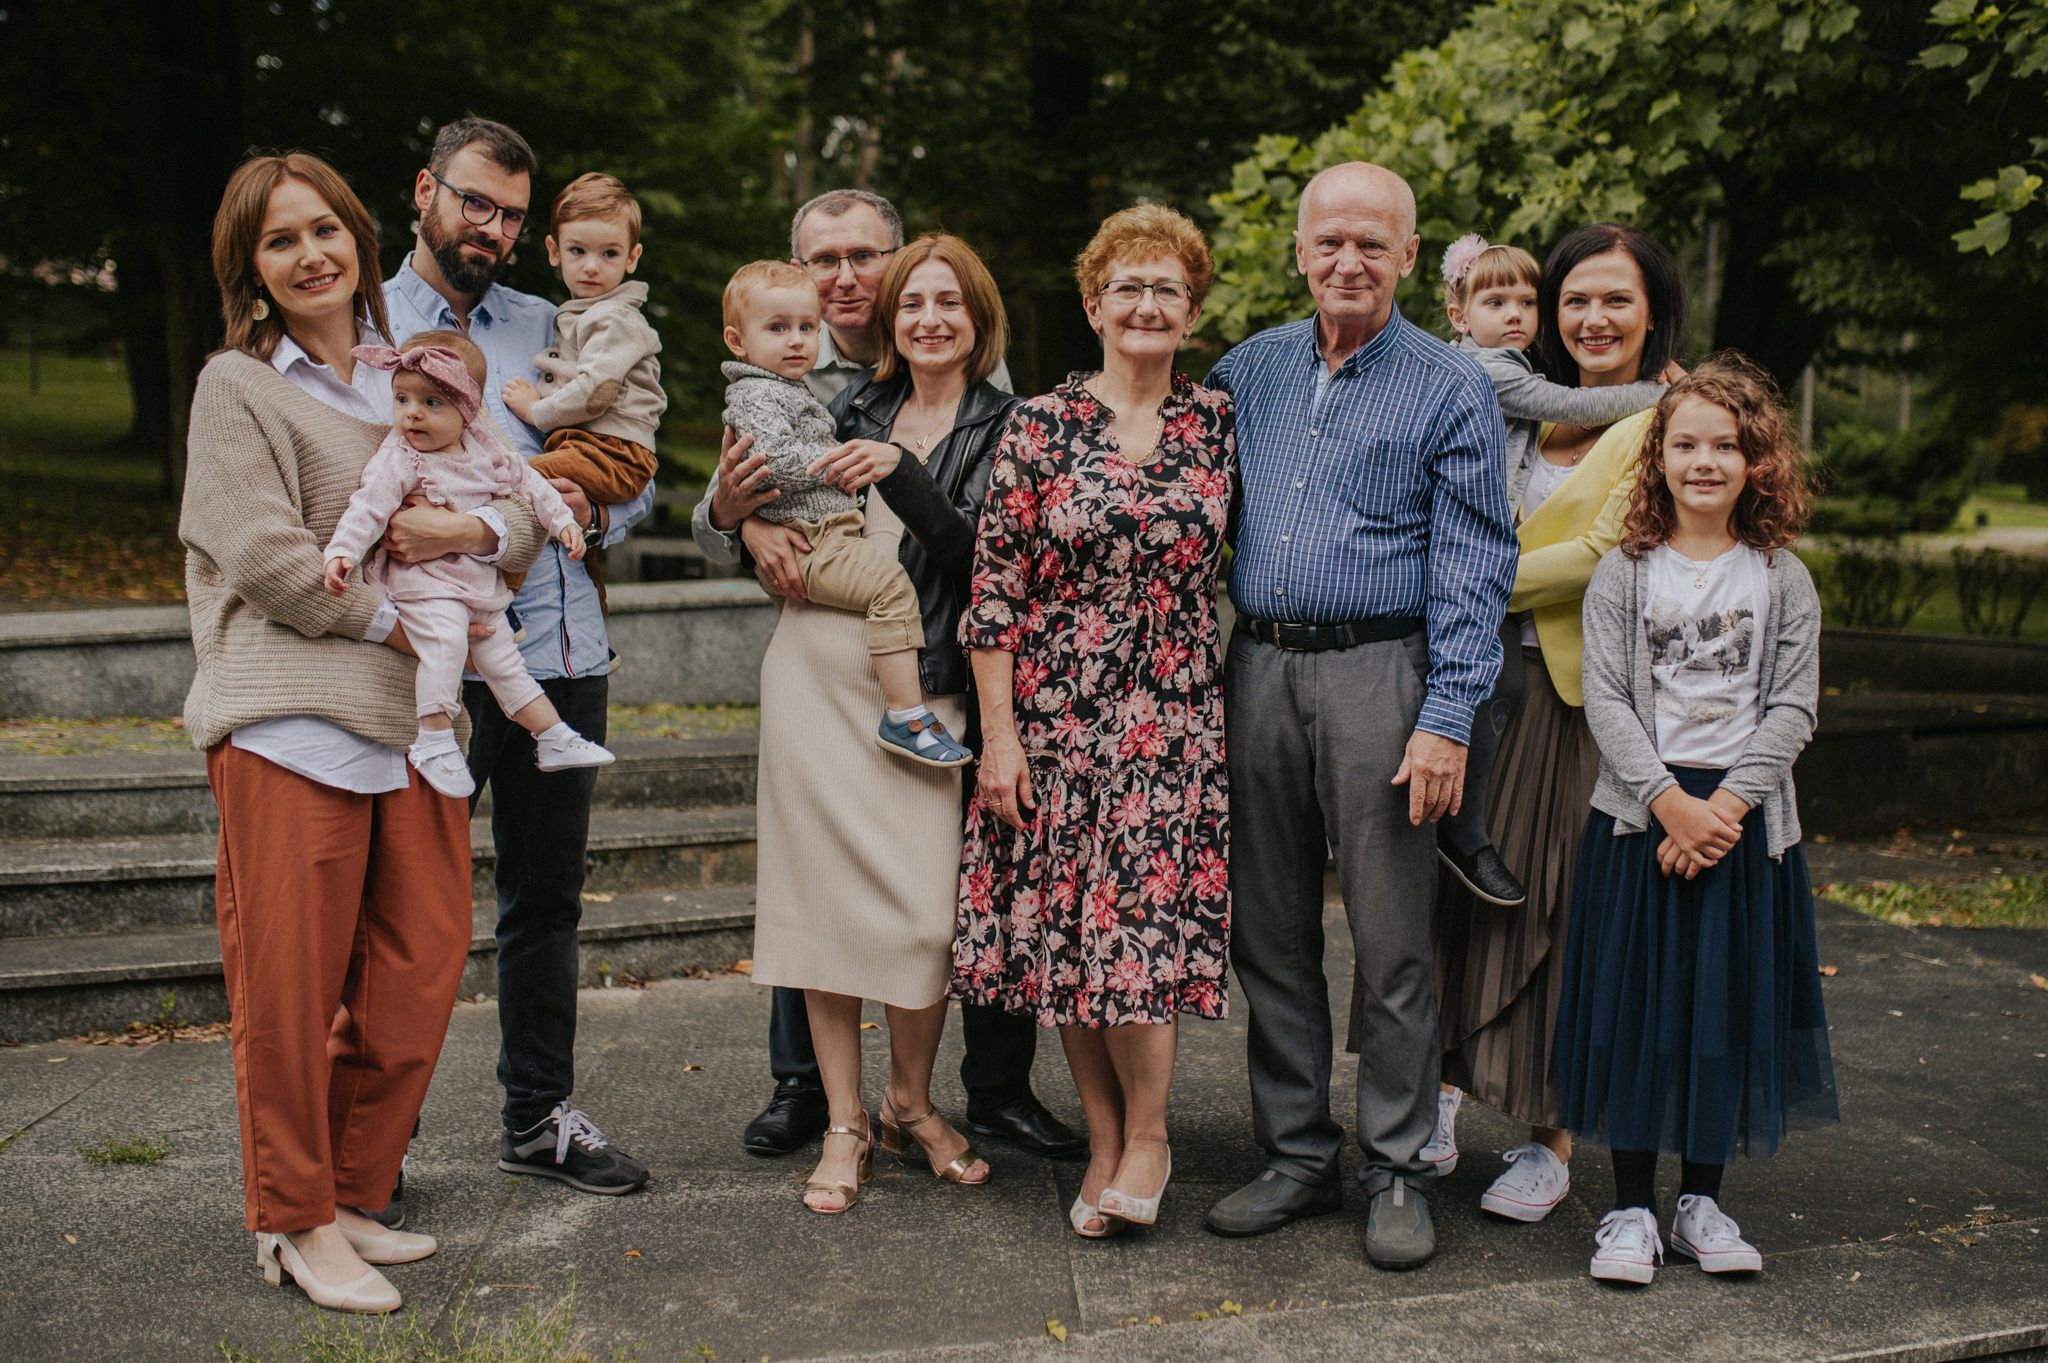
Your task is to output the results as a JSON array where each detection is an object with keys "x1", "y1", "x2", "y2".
[{"x1": 381, "y1": 118, "x2": 657, "y2": 1212}]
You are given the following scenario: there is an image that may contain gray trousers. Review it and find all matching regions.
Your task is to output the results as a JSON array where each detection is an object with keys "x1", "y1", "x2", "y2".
[{"x1": 1225, "y1": 628, "x2": 1442, "y2": 1192}]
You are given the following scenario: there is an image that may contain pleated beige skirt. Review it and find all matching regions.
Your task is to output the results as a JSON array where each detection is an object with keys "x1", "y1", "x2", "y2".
[
  {"x1": 749, "y1": 494, "x2": 966, "y2": 1010},
  {"x1": 1432, "y1": 645, "x2": 1602, "y2": 1128}
]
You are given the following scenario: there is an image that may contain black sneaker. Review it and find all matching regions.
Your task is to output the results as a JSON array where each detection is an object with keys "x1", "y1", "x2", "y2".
[
  {"x1": 497, "y1": 1101, "x2": 649, "y2": 1195},
  {"x1": 1437, "y1": 842, "x2": 1527, "y2": 907}
]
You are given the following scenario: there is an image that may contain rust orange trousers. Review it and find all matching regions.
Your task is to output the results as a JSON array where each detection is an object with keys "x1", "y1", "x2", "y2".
[{"x1": 207, "y1": 743, "x2": 472, "y2": 1231}]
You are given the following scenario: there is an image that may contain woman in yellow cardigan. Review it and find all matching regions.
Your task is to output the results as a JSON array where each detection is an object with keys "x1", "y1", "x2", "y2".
[{"x1": 1432, "y1": 224, "x2": 1689, "y2": 1225}]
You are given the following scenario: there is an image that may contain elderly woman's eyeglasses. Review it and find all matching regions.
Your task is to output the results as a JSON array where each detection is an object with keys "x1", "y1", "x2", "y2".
[
  {"x1": 799, "y1": 248, "x2": 899, "y2": 278},
  {"x1": 1098, "y1": 279, "x2": 1191, "y2": 306},
  {"x1": 431, "y1": 174, "x2": 529, "y2": 238}
]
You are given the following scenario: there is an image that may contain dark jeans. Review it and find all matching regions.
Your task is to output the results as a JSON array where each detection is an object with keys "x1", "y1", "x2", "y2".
[
  {"x1": 768, "y1": 986, "x2": 1039, "y2": 1106},
  {"x1": 465, "y1": 674, "x2": 607, "y2": 1133},
  {"x1": 1438, "y1": 615, "x2": 1525, "y2": 857}
]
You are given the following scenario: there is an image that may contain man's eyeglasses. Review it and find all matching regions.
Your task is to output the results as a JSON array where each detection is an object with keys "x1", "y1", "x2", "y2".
[
  {"x1": 431, "y1": 173, "x2": 528, "y2": 238},
  {"x1": 798, "y1": 247, "x2": 898, "y2": 278},
  {"x1": 1098, "y1": 279, "x2": 1192, "y2": 306}
]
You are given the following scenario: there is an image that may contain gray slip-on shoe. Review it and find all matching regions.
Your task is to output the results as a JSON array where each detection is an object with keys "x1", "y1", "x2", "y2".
[
  {"x1": 1205, "y1": 1167, "x2": 1343, "y2": 1237},
  {"x1": 1365, "y1": 1177, "x2": 1437, "y2": 1269}
]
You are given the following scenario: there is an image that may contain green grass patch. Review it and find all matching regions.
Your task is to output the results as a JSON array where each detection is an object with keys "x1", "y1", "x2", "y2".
[
  {"x1": 216, "y1": 1280, "x2": 664, "y2": 1363},
  {"x1": 1960, "y1": 487, "x2": 2048, "y2": 531},
  {"x1": 605, "y1": 703, "x2": 759, "y2": 741},
  {"x1": 0, "y1": 715, "x2": 193, "y2": 756},
  {"x1": 1823, "y1": 874, "x2": 2048, "y2": 929},
  {"x1": 77, "y1": 1133, "x2": 174, "y2": 1165}
]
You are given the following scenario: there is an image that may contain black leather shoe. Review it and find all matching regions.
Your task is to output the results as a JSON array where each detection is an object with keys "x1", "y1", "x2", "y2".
[
  {"x1": 1206, "y1": 1167, "x2": 1344, "y2": 1237},
  {"x1": 1438, "y1": 842, "x2": 1527, "y2": 907},
  {"x1": 961, "y1": 1093, "x2": 1086, "y2": 1159},
  {"x1": 743, "y1": 1079, "x2": 828, "y2": 1157}
]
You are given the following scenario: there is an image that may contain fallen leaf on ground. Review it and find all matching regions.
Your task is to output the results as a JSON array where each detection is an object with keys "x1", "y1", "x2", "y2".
[
  {"x1": 1819, "y1": 963, "x2": 1839, "y2": 976},
  {"x1": 860, "y1": 1022, "x2": 880, "y2": 1030},
  {"x1": 625, "y1": 1250, "x2": 642, "y2": 1258},
  {"x1": 733, "y1": 959, "x2": 754, "y2": 975},
  {"x1": 47, "y1": 1057, "x2": 66, "y2": 1063},
  {"x1": 63, "y1": 1234, "x2": 76, "y2": 1244},
  {"x1": 683, "y1": 1064, "x2": 704, "y2": 1072},
  {"x1": 582, "y1": 892, "x2": 615, "y2": 903},
  {"x1": 2031, "y1": 974, "x2": 2047, "y2": 991},
  {"x1": 1044, "y1": 1319, "x2": 1067, "y2": 1342}
]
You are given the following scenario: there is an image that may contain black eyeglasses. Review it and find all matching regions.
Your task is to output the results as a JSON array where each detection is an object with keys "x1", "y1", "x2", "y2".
[
  {"x1": 431, "y1": 173, "x2": 528, "y2": 238},
  {"x1": 798, "y1": 247, "x2": 898, "y2": 278}
]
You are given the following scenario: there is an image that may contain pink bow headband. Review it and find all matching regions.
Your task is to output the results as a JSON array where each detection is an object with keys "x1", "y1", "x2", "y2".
[
  {"x1": 1440, "y1": 233, "x2": 1491, "y2": 286},
  {"x1": 351, "y1": 343, "x2": 482, "y2": 425}
]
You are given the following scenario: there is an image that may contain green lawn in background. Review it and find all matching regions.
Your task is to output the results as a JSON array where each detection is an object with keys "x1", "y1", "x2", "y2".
[
  {"x1": 1961, "y1": 486, "x2": 2048, "y2": 531},
  {"x1": 1798, "y1": 544, "x2": 2048, "y2": 641}
]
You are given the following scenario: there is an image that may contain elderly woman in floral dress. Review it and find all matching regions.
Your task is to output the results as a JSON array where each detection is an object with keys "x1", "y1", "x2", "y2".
[{"x1": 953, "y1": 204, "x2": 1235, "y2": 1239}]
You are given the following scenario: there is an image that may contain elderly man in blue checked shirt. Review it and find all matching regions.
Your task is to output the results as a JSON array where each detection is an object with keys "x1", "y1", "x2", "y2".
[{"x1": 1201, "y1": 162, "x2": 1517, "y2": 1269}]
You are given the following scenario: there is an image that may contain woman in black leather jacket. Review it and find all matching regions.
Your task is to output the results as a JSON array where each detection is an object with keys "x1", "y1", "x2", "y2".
[{"x1": 717, "y1": 233, "x2": 1025, "y2": 1215}]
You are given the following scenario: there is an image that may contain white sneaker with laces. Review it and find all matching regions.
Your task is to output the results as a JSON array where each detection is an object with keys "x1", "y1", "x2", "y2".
[
  {"x1": 1590, "y1": 1206, "x2": 1662, "y2": 1284},
  {"x1": 1420, "y1": 1089, "x2": 1461, "y2": 1176},
  {"x1": 534, "y1": 726, "x2": 616, "y2": 772},
  {"x1": 1479, "y1": 1141, "x2": 1570, "y2": 1221},
  {"x1": 408, "y1": 736, "x2": 475, "y2": 799},
  {"x1": 1670, "y1": 1194, "x2": 1763, "y2": 1273}
]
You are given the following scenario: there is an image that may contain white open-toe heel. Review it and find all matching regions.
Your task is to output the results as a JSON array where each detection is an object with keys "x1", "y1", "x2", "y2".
[
  {"x1": 1069, "y1": 1193, "x2": 1130, "y2": 1240},
  {"x1": 257, "y1": 1232, "x2": 402, "y2": 1314},
  {"x1": 1099, "y1": 1147, "x2": 1172, "y2": 1227}
]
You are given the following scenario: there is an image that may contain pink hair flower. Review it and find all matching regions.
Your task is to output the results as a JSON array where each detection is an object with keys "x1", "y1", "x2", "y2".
[{"x1": 1440, "y1": 233, "x2": 1490, "y2": 286}]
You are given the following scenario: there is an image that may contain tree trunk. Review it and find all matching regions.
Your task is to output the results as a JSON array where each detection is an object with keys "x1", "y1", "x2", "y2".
[
  {"x1": 1017, "y1": 0, "x2": 1100, "y2": 395},
  {"x1": 127, "y1": 0, "x2": 244, "y2": 496},
  {"x1": 1708, "y1": 206, "x2": 1828, "y2": 391}
]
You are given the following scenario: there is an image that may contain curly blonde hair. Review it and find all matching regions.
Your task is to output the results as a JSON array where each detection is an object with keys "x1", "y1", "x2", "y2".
[{"x1": 1621, "y1": 352, "x2": 1814, "y2": 559}]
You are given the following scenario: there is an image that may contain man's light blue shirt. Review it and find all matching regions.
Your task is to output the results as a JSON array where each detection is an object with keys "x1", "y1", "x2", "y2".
[
  {"x1": 383, "y1": 256, "x2": 654, "y2": 680},
  {"x1": 1208, "y1": 310, "x2": 1517, "y2": 744}
]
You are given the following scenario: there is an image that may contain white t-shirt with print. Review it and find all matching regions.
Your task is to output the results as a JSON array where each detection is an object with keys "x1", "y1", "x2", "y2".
[{"x1": 1645, "y1": 542, "x2": 1771, "y2": 769}]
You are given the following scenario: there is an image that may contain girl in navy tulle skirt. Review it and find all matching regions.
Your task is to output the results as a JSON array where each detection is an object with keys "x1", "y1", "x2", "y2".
[{"x1": 1553, "y1": 355, "x2": 1838, "y2": 1286}]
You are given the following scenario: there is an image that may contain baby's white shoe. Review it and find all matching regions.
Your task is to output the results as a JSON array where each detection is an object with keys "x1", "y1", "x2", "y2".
[
  {"x1": 534, "y1": 723, "x2": 616, "y2": 772},
  {"x1": 408, "y1": 730, "x2": 474, "y2": 799}
]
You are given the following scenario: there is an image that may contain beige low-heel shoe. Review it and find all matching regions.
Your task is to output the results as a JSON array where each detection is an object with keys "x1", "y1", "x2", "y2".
[
  {"x1": 337, "y1": 1220, "x2": 437, "y2": 1265},
  {"x1": 257, "y1": 1232, "x2": 401, "y2": 1314}
]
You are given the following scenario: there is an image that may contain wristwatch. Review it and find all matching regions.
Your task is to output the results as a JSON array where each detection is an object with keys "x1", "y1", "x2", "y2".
[{"x1": 586, "y1": 502, "x2": 604, "y2": 539}]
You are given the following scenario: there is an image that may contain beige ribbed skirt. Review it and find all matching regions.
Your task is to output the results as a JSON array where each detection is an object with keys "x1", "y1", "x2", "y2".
[
  {"x1": 749, "y1": 494, "x2": 966, "y2": 1010},
  {"x1": 1432, "y1": 645, "x2": 1602, "y2": 1128}
]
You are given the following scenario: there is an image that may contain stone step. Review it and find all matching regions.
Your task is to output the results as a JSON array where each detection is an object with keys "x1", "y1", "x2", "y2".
[
  {"x1": 0, "y1": 883, "x2": 758, "y2": 1044},
  {"x1": 0, "y1": 804, "x2": 757, "y2": 938},
  {"x1": 0, "y1": 734, "x2": 758, "y2": 840}
]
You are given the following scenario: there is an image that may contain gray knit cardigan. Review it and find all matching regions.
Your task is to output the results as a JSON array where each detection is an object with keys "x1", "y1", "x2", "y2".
[
  {"x1": 1581, "y1": 545, "x2": 1821, "y2": 858},
  {"x1": 719, "y1": 360, "x2": 855, "y2": 525}
]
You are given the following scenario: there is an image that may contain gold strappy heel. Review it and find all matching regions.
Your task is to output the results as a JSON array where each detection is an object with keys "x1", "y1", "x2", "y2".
[
  {"x1": 878, "y1": 1101, "x2": 989, "y2": 1185},
  {"x1": 801, "y1": 1112, "x2": 873, "y2": 1214}
]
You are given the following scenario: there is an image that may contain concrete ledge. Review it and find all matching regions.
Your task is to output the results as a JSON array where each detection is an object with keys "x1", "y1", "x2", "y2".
[
  {"x1": 1824, "y1": 627, "x2": 2048, "y2": 696},
  {"x1": 0, "y1": 582, "x2": 777, "y2": 717}
]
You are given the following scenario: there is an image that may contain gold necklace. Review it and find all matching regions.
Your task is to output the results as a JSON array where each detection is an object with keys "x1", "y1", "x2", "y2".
[{"x1": 1085, "y1": 381, "x2": 1168, "y2": 464}]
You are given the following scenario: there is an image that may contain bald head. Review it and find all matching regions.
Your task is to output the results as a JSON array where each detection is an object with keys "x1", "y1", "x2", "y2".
[
  {"x1": 1293, "y1": 161, "x2": 1421, "y2": 352},
  {"x1": 1298, "y1": 162, "x2": 1417, "y2": 241}
]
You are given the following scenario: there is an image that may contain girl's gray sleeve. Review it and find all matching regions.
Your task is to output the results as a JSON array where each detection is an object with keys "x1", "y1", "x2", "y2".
[
  {"x1": 1721, "y1": 557, "x2": 1821, "y2": 808},
  {"x1": 1581, "y1": 555, "x2": 1677, "y2": 809},
  {"x1": 1489, "y1": 361, "x2": 1667, "y2": 428}
]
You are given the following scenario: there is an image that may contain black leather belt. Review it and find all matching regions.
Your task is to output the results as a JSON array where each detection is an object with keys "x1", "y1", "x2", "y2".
[{"x1": 1240, "y1": 615, "x2": 1424, "y2": 652}]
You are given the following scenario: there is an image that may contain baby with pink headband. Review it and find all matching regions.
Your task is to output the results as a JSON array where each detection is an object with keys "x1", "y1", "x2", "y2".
[{"x1": 323, "y1": 330, "x2": 615, "y2": 797}]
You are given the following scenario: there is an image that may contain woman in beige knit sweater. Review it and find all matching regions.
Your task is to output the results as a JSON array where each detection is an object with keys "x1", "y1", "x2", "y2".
[{"x1": 183, "y1": 152, "x2": 544, "y2": 1313}]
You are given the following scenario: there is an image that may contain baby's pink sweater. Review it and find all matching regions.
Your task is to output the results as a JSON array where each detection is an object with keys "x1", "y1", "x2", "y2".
[{"x1": 325, "y1": 427, "x2": 578, "y2": 609}]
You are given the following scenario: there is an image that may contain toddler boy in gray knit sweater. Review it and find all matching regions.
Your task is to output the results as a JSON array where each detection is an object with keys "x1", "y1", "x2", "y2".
[{"x1": 719, "y1": 260, "x2": 970, "y2": 768}]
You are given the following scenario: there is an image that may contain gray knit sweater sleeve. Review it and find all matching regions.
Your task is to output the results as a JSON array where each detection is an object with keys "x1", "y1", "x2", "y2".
[
  {"x1": 719, "y1": 361, "x2": 855, "y2": 524},
  {"x1": 1721, "y1": 551, "x2": 1822, "y2": 809},
  {"x1": 1473, "y1": 344, "x2": 1666, "y2": 426}
]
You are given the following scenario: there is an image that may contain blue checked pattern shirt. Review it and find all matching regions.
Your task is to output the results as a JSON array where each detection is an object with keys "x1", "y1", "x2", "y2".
[
  {"x1": 384, "y1": 258, "x2": 653, "y2": 681},
  {"x1": 1209, "y1": 311, "x2": 1517, "y2": 743}
]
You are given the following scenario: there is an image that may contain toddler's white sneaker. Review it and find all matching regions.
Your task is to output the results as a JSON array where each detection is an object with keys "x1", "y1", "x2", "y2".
[
  {"x1": 1420, "y1": 1089, "x2": 1461, "y2": 1176},
  {"x1": 1479, "y1": 1141, "x2": 1570, "y2": 1221},
  {"x1": 1590, "y1": 1206, "x2": 1662, "y2": 1285},
  {"x1": 1669, "y1": 1194, "x2": 1762, "y2": 1273},
  {"x1": 533, "y1": 724, "x2": 616, "y2": 772},
  {"x1": 408, "y1": 732, "x2": 475, "y2": 799}
]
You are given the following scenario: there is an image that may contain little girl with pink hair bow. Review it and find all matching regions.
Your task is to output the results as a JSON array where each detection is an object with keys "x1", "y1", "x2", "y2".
[{"x1": 323, "y1": 331, "x2": 614, "y2": 797}]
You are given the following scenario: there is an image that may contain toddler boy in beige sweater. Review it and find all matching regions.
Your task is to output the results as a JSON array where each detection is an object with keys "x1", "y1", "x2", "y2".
[{"x1": 502, "y1": 172, "x2": 666, "y2": 611}]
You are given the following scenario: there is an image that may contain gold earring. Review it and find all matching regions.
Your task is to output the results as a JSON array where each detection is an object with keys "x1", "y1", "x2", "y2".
[{"x1": 251, "y1": 296, "x2": 270, "y2": 321}]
